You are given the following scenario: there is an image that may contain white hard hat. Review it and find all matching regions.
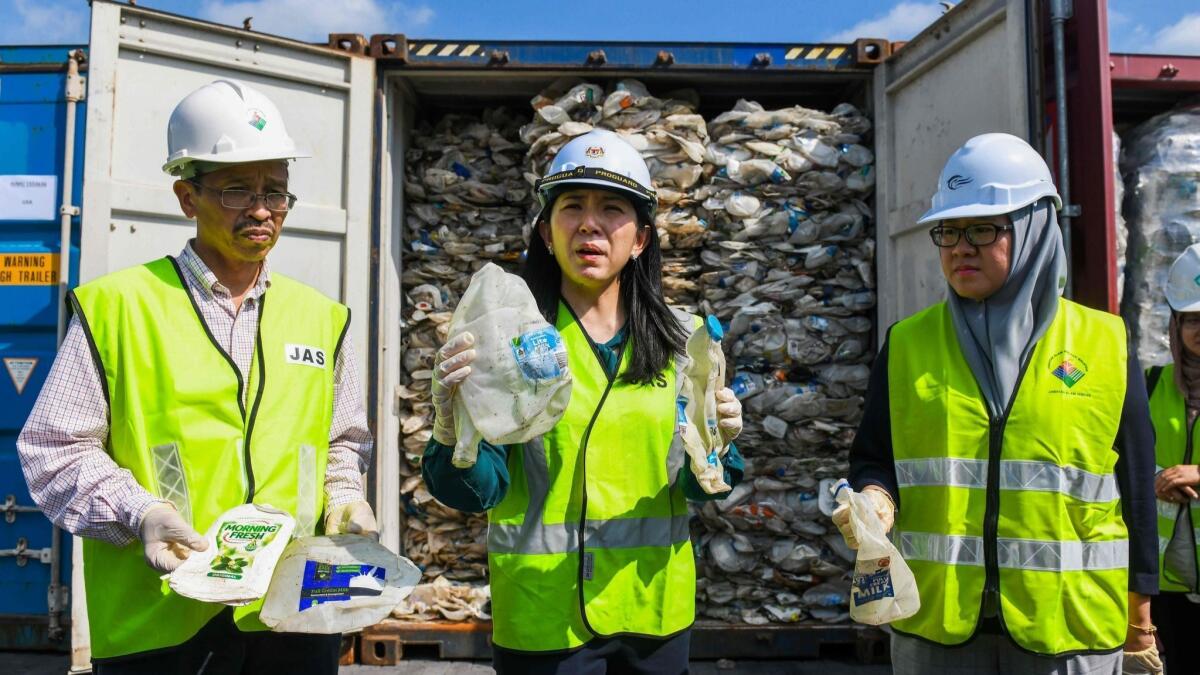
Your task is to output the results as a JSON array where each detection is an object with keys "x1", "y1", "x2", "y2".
[
  {"x1": 917, "y1": 133, "x2": 1062, "y2": 224},
  {"x1": 535, "y1": 129, "x2": 656, "y2": 213},
  {"x1": 162, "y1": 79, "x2": 308, "y2": 177},
  {"x1": 1166, "y1": 244, "x2": 1200, "y2": 313}
]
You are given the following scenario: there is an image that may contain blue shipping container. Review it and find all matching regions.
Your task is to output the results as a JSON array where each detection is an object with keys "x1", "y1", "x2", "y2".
[{"x1": 0, "y1": 44, "x2": 85, "y2": 650}]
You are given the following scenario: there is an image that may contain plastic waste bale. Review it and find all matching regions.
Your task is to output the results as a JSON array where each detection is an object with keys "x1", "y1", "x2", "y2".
[
  {"x1": 169, "y1": 504, "x2": 295, "y2": 605},
  {"x1": 446, "y1": 263, "x2": 573, "y2": 468},
  {"x1": 1121, "y1": 104, "x2": 1200, "y2": 366},
  {"x1": 398, "y1": 108, "x2": 533, "y2": 603},
  {"x1": 690, "y1": 99, "x2": 875, "y2": 626},
  {"x1": 392, "y1": 576, "x2": 492, "y2": 622},
  {"x1": 1114, "y1": 131, "x2": 1128, "y2": 305},
  {"x1": 260, "y1": 534, "x2": 422, "y2": 633}
]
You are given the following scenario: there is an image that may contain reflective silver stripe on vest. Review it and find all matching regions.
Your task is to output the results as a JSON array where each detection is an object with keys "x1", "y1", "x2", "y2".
[
  {"x1": 487, "y1": 424, "x2": 692, "y2": 555},
  {"x1": 895, "y1": 457, "x2": 987, "y2": 488},
  {"x1": 296, "y1": 443, "x2": 317, "y2": 536},
  {"x1": 899, "y1": 532, "x2": 1128, "y2": 571},
  {"x1": 151, "y1": 442, "x2": 191, "y2": 523},
  {"x1": 895, "y1": 458, "x2": 1118, "y2": 502}
]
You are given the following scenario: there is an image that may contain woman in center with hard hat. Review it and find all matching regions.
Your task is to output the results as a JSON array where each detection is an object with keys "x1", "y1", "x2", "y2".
[
  {"x1": 1144, "y1": 243, "x2": 1200, "y2": 675},
  {"x1": 836, "y1": 133, "x2": 1162, "y2": 674},
  {"x1": 422, "y1": 128, "x2": 745, "y2": 674}
]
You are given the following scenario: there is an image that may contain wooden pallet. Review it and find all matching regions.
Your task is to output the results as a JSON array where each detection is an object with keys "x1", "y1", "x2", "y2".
[
  {"x1": 360, "y1": 620, "x2": 493, "y2": 665},
  {"x1": 357, "y1": 619, "x2": 885, "y2": 665}
]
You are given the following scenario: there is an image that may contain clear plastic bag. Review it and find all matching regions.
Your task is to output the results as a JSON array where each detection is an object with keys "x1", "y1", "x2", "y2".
[
  {"x1": 447, "y1": 263, "x2": 573, "y2": 467},
  {"x1": 832, "y1": 479, "x2": 920, "y2": 625}
]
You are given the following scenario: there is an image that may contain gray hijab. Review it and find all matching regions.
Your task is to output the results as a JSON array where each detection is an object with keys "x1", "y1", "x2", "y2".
[{"x1": 946, "y1": 198, "x2": 1068, "y2": 417}]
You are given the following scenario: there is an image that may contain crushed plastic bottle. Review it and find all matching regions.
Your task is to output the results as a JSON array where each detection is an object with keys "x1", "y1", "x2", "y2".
[
  {"x1": 260, "y1": 534, "x2": 422, "y2": 633},
  {"x1": 679, "y1": 315, "x2": 731, "y2": 494},
  {"x1": 447, "y1": 263, "x2": 573, "y2": 468}
]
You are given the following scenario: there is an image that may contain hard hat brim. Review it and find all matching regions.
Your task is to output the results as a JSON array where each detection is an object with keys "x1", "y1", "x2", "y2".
[
  {"x1": 537, "y1": 176, "x2": 657, "y2": 209},
  {"x1": 162, "y1": 146, "x2": 311, "y2": 176},
  {"x1": 917, "y1": 194, "x2": 1063, "y2": 224},
  {"x1": 1166, "y1": 292, "x2": 1200, "y2": 314}
]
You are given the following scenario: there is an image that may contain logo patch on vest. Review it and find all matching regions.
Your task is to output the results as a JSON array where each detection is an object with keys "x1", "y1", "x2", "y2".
[
  {"x1": 1049, "y1": 351, "x2": 1088, "y2": 388},
  {"x1": 286, "y1": 344, "x2": 327, "y2": 369}
]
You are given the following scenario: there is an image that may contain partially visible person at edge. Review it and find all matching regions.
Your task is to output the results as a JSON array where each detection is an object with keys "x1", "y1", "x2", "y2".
[
  {"x1": 1145, "y1": 243, "x2": 1200, "y2": 674},
  {"x1": 17, "y1": 80, "x2": 377, "y2": 674},
  {"x1": 421, "y1": 128, "x2": 745, "y2": 674},
  {"x1": 834, "y1": 133, "x2": 1162, "y2": 675}
]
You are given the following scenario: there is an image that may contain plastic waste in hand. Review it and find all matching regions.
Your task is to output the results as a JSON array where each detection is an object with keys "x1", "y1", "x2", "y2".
[
  {"x1": 168, "y1": 504, "x2": 295, "y2": 606},
  {"x1": 679, "y1": 315, "x2": 731, "y2": 494},
  {"x1": 832, "y1": 479, "x2": 920, "y2": 625},
  {"x1": 446, "y1": 263, "x2": 573, "y2": 468},
  {"x1": 260, "y1": 534, "x2": 422, "y2": 633}
]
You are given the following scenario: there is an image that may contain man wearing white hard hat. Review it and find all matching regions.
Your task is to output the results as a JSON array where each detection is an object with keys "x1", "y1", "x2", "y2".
[
  {"x1": 17, "y1": 79, "x2": 375, "y2": 672},
  {"x1": 1144, "y1": 243, "x2": 1200, "y2": 674},
  {"x1": 836, "y1": 133, "x2": 1162, "y2": 674}
]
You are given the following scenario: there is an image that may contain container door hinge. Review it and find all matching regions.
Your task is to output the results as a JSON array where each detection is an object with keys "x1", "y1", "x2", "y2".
[
  {"x1": 0, "y1": 537, "x2": 53, "y2": 566},
  {"x1": 48, "y1": 584, "x2": 70, "y2": 614}
]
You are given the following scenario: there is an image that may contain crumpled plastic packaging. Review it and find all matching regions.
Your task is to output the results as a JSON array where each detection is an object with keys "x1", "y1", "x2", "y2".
[
  {"x1": 391, "y1": 576, "x2": 492, "y2": 622},
  {"x1": 1120, "y1": 104, "x2": 1200, "y2": 366},
  {"x1": 398, "y1": 84, "x2": 875, "y2": 626},
  {"x1": 447, "y1": 263, "x2": 573, "y2": 468},
  {"x1": 1114, "y1": 131, "x2": 1127, "y2": 306},
  {"x1": 169, "y1": 504, "x2": 295, "y2": 606}
]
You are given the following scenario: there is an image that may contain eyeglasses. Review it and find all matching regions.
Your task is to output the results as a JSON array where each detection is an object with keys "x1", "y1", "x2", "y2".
[
  {"x1": 929, "y1": 223, "x2": 1011, "y2": 248},
  {"x1": 187, "y1": 181, "x2": 297, "y2": 212}
]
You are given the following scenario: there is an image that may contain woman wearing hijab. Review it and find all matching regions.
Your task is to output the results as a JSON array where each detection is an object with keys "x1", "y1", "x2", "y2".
[
  {"x1": 834, "y1": 133, "x2": 1161, "y2": 674},
  {"x1": 421, "y1": 129, "x2": 745, "y2": 674},
  {"x1": 1146, "y1": 243, "x2": 1200, "y2": 674}
]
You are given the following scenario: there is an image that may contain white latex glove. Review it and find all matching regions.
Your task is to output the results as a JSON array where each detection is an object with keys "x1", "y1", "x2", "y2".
[
  {"x1": 1122, "y1": 643, "x2": 1163, "y2": 675},
  {"x1": 715, "y1": 387, "x2": 742, "y2": 446},
  {"x1": 138, "y1": 503, "x2": 208, "y2": 574},
  {"x1": 324, "y1": 500, "x2": 379, "y2": 540},
  {"x1": 431, "y1": 332, "x2": 476, "y2": 446},
  {"x1": 831, "y1": 486, "x2": 895, "y2": 550}
]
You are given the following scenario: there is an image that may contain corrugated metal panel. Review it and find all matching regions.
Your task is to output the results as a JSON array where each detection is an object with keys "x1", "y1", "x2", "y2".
[{"x1": 0, "y1": 44, "x2": 85, "y2": 650}]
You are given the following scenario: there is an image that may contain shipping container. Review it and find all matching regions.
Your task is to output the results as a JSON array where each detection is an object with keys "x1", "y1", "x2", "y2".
[
  {"x1": 0, "y1": 44, "x2": 85, "y2": 651},
  {"x1": 31, "y1": 0, "x2": 1200, "y2": 667}
]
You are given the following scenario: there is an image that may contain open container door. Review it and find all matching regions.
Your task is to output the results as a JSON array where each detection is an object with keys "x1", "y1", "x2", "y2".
[
  {"x1": 874, "y1": 0, "x2": 1039, "y2": 333},
  {"x1": 77, "y1": 0, "x2": 374, "y2": 665}
]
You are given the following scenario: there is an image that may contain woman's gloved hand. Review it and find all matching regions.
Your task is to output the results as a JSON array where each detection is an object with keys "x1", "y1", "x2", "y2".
[
  {"x1": 138, "y1": 503, "x2": 208, "y2": 574},
  {"x1": 831, "y1": 486, "x2": 895, "y2": 550},
  {"x1": 431, "y1": 332, "x2": 476, "y2": 446},
  {"x1": 324, "y1": 500, "x2": 379, "y2": 540},
  {"x1": 1122, "y1": 642, "x2": 1163, "y2": 675},
  {"x1": 715, "y1": 387, "x2": 742, "y2": 446}
]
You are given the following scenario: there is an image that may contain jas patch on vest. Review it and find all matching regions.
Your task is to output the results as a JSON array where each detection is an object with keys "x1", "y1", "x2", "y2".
[{"x1": 286, "y1": 344, "x2": 326, "y2": 368}]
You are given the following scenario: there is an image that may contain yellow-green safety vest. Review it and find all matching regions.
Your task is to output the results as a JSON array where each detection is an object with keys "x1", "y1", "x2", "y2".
[
  {"x1": 487, "y1": 304, "x2": 698, "y2": 652},
  {"x1": 69, "y1": 256, "x2": 348, "y2": 659},
  {"x1": 1146, "y1": 363, "x2": 1200, "y2": 593},
  {"x1": 887, "y1": 298, "x2": 1128, "y2": 656}
]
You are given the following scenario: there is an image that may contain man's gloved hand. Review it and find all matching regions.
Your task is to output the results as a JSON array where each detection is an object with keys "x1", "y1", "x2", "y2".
[
  {"x1": 431, "y1": 332, "x2": 476, "y2": 446},
  {"x1": 1122, "y1": 643, "x2": 1163, "y2": 675},
  {"x1": 831, "y1": 486, "x2": 895, "y2": 550},
  {"x1": 324, "y1": 500, "x2": 379, "y2": 540},
  {"x1": 139, "y1": 503, "x2": 208, "y2": 574},
  {"x1": 716, "y1": 387, "x2": 743, "y2": 446}
]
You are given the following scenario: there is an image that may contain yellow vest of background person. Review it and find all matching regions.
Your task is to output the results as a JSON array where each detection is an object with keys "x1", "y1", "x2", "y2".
[
  {"x1": 887, "y1": 298, "x2": 1128, "y2": 656},
  {"x1": 1146, "y1": 363, "x2": 1200, "y2": 593},
  {"x1": 70, "y1": 256, "x2": 347, "y2": 658}
]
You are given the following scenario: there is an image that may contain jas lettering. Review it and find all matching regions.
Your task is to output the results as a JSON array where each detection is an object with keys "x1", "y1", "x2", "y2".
[{"x1": 285, "y1": 343, "x2": 327, "y2": 369}]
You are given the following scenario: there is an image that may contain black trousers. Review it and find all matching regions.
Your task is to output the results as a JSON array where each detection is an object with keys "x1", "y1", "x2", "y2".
[
  {"x1": 1153, "y1": 592, "x2": 1200, "y2": 675},
  {"x1": 91, "y1": 607, "x2": 341, "y2": 675},
  {"x1": 492, "y1": 629, "x2": 690, "y2": 675}
]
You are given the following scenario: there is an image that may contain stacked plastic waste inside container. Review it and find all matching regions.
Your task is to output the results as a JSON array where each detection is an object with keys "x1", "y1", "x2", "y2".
[
  {"x1": 1121, "y1": 104, "x2": 1200, "y2": 367},
  {"x1": 397, "y1": 80, "x2": 877, "y2": 625}
]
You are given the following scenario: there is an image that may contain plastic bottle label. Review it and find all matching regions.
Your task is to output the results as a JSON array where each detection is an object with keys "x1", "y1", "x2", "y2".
[
  {"x1": 510, "y1": 327, "x2": 566, "y2": 381},
  {"x1": 298, "y1": 561, "x2": 386, "y2": 611}
]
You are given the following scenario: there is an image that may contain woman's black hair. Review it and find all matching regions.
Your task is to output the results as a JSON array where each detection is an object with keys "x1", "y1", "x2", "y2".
[{"x1": 522, "y1": 188, "x2": 688, "y2": 385}]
